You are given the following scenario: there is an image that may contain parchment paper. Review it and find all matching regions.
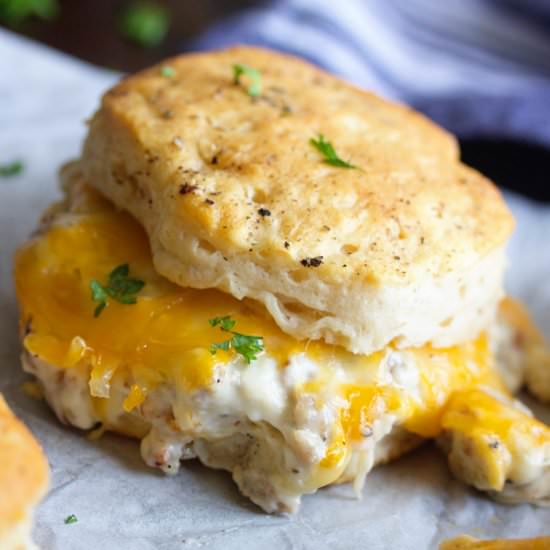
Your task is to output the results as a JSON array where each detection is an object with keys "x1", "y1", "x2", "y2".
[{"x1": 1, "y1": 29, "x2": 549, "y2": 550}]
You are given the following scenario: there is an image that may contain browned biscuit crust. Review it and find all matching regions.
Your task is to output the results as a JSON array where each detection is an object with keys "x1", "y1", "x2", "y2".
[{"x1": 81, "y1": 47, "x2": 514, "y2": 353}]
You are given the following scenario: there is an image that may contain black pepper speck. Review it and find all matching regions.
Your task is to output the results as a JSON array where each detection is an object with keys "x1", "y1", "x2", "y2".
[
  {"x1": 179, "y1": 183, "x2": 198, "y2": 195},
  {"x1": 301, "y1": 256, "x2": 324, "y2": 268}
]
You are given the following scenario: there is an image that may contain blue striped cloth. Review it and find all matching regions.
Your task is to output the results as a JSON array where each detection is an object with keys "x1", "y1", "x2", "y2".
[{"x1": 189, "y1": 0, "x2": 550, "y2": 148}]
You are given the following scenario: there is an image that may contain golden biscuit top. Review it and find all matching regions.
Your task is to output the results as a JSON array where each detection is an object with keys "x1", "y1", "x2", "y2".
[
  {"x1": 0, "y1": 395, "x2": 49, "y2": 532},
  {"x1": 83, "y1": 46, "x2": 514, "y2": 286}
]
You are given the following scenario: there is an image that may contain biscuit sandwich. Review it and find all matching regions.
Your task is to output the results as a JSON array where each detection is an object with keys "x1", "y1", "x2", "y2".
[
  {"x1": 14, "y1": 47, "x2": 550, "y2": 513},
  {"x1": 0, "y1": 395, "x2": 49, "y2": 550}
]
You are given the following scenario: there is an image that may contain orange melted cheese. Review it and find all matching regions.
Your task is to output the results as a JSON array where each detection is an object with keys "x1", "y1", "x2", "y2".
[
  {"x1": 440, "y1": 534, "x2": 550, "y2": 550},
  {"x1": 318, "y1": 336, "x2": 505, "y2": 468},
  {"x1": 14, "y1": 188, "x2": 508, "y2": 467},
  {"x1": 443, "y1": 389, "x2": 550, "y2": 447},
  {"x1": 16, "y1": 205, "x2": 308, "y2": 391},
  {"x1": 441, "y1": 388, "x2": 550, "y2": 490}
]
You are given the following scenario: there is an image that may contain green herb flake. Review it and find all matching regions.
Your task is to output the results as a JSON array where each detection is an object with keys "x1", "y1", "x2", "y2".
[
  {"x1": 309, "y1": 134, "x2": 358, "y2": 169},
  {"x1": 160, "y1": 65, "x2": 175, "y2": 78},
  {"x1": 64, "y1": 514, "x2": 78, "y2": 525},
  {"x1": 119, "y1": 2, "x2": 170, "y2": 48},
  {"x1": 90, "y1": 263, "x2": 145, "y2": 317},
  {"x1": 208, "y1": 315, "x2": 264, "y2": 364},
  {"x1": 232, "y1": 63, "x2": 262, "y2": 97},
  {"x1": 0, "y1": 160, "x2": 23, "y2": 177},
  {"x1": 209, "y1": 315, "x2": 236, "y2": 331}
]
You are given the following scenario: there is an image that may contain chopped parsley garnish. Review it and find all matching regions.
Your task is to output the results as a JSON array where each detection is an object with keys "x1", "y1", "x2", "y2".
[
  {"x1": 0, "y1": 160, "x2": 23, "y2": 177},
  {"x1": 160, "y1": 65, "x2": 175, "y2": 78},
  {"x1": 309, "y1": 134, "x2": 358, "y2": 169},
  {"x1": 90, "y1": 264, "x2": 145, "y2": 317},
  {"x1": 209, "y1": 315, "x2": 236, "y2": 331},
  {"x1": 64, "y1": 514, "x2": 78, "y2": 524},
  {"x1": 209, "y1": 315, "x2": 264, "y2": 364},
  {"x1": 119, "y1": 2, "x2": 170, "y2": 48},
  {"x1": 232, "y1": 64, "x2": 262, "y2": 97}
]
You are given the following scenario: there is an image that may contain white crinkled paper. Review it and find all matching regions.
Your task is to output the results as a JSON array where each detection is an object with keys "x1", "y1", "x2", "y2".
[{"x1": 1, "y1": 29, "x2": 549, "y2": 550}]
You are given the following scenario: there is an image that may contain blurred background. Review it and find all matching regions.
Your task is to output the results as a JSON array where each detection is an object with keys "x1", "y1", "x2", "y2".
[
  {"x1": 1, "y1": 0, "x2": 549, "y2": 202},
  {"x1": 0, "y1": 0, "x2": 261, "y2": 71}
]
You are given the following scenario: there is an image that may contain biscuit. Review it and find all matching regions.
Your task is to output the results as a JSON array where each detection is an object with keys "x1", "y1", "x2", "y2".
[
  {"x1": 81, "y1": 47, "x2": 514, "y2": 353},
  {"x1": 0, "y1": 395, "x2": 48, "y2": 550}
]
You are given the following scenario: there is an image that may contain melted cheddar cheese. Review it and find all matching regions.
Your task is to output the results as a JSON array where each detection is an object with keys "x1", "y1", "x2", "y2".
[
  {"x1": 440, "y1": 534, "x2": 550, "y2": 549},
  {"x1": 15, "y1": 186, "x2": 508, "y2": 464}
]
